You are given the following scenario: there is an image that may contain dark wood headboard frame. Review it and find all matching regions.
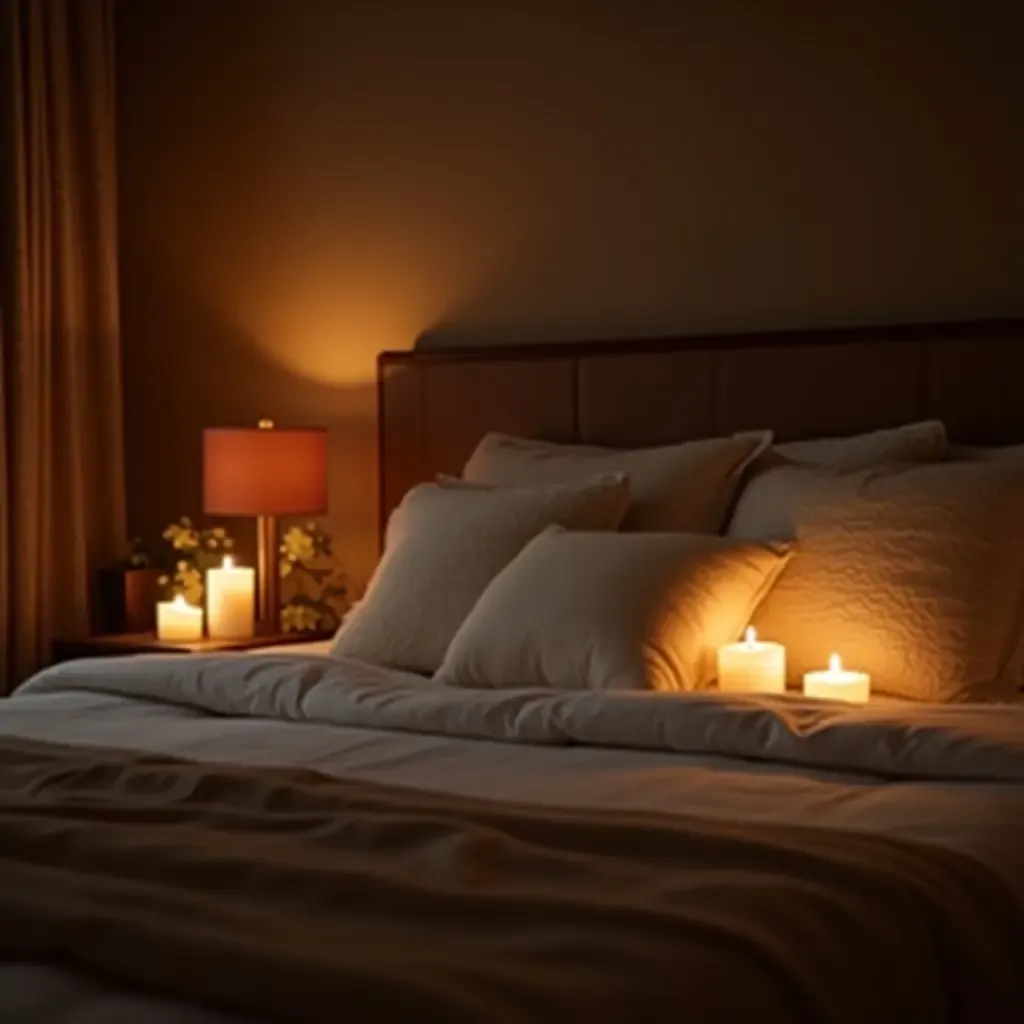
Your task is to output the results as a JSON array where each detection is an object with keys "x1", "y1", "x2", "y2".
[{"x1": 377, "y1": 316, "x2": 1024, "y2": 546}]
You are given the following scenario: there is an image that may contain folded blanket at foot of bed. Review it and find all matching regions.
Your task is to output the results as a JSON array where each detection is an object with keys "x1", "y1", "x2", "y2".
[{"x1": 0, "y1": 737, "x2": 1021, "y2": 1024}]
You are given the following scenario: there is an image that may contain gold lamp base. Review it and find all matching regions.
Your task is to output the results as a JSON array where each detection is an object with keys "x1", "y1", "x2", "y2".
[{"x1": 255, "y1": 514, "x2": 279, "y2": 634}]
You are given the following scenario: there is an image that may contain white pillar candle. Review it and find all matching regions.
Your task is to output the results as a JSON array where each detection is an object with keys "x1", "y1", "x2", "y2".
[
  {"x1": 156, "y1": 594, "x2": 203, "y2": 643},
  {"x1": 803, "y1": 653, "x2": 870, "y2": 704},
  {"x1": 206, "y1": 555, "x2": 256, "y2": 640},
  {"x1": 717, "y1": 627, "x2": 786, "y2": 695}
]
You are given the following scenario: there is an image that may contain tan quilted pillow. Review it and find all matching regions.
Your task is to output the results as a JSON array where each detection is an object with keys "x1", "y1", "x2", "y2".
[
  {"x1": 731, "y1": 421, "x2": 950, "y2": 536},
  {"x1": 436, "y1": 527, "x2": 792, "y2": 692},
  {"x1": 774, "y1": 421, "x2": 947, "y2": 469},
  {"x1": 741, "y1": 462, "x2": 1024, "y2": 702},
  {"x1": 332, "y1": 475, "x2": 629, "y2": 672},
  {"x1": 462, "y1": 431, "x2": 772, "y2": 533}
]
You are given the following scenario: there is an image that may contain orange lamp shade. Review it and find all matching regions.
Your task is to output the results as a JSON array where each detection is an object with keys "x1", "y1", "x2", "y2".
[{"x1": 203, "y1": 426, "x2": 328, "y2": 516}]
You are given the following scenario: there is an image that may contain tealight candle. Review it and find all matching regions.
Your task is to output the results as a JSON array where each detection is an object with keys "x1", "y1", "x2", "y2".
[
  {"x1": 717, "y1": 627, "x2": 786, "y2": 695},
  {"x1": 156, "y1": 594, "x2": 203, "y2": 643},
  {"x1": 803, "y1": 653, "x2": 870, "y2": 704},
  {"x1": 206, "y1": 555, "x2": 255, "y2": 640}
]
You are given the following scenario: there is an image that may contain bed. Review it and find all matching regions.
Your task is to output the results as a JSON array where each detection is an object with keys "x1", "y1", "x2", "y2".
[{"x1": 3, "y1": 317, "x2": 1024, "y2": 1023}]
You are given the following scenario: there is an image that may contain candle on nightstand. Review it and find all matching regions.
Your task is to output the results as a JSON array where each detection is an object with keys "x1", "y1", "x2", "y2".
[
  {"x1": 717, "y1": 627, "x2": 786, "y2": 695},
  {"x1": 156, "y1": 594, "x2": 203, "y2": 643},
  {"x1": 206, "y1": 555, "x2": 255, "y2": 639},
  {"x1": 803, "y1": 654, "x2": 870, "y2": 704}
]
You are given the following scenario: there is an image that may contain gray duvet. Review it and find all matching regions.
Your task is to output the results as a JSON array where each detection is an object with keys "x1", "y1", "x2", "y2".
[{"x1": 2, "y1": 653, "x2": 1024, "y2": 1022}]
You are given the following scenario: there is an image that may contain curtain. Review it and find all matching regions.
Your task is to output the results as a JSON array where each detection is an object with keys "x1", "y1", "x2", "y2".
[{"x1": 1, "y1": 0, "x2": 125, "y2": 693}]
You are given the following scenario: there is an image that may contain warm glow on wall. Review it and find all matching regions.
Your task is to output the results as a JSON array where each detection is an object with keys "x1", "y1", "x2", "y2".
[
  {"x1": 190, "y1": 212, "x2": 510, "y2": 388},
  {"x1": 254, "y1": 292, "x2": 439, "y2": 387}
]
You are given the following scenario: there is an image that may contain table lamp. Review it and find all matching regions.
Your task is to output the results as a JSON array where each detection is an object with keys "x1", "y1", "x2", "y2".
[{"x1": 203, "y1": 420, "x2": 327, "y2": 632}]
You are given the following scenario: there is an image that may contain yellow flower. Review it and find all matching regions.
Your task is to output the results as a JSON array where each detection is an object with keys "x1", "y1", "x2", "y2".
[
  {"x1": 280, "y1": 606, "x2": 303, "y2": 632},
  {"x1": 174, "y1": 566, "x2": 203, "y2": 605},
  {"x1": 158, "y1": 575, "x2": 169, "y2": 586},
  {"x1": 223, "y1": 538, "x2": 234, "y2": 549},
  {"x1": 212, "y1": 527, "x2": 226, "y2": 538},
  {"x1": 169, "y1": 524, "x2": 198, "y2": 551},
  {"x1": 281, "y1": 604, "x2": 320, "y2": 633},
  {"x1": 279, "y1": 558, "x2": 293, "y2": 579},
  {"x1": 282, "y1": 527, "x2": 315, "y2": 562}
]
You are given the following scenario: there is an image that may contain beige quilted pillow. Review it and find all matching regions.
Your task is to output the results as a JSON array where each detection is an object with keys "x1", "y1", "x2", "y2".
[
  {"x1": 742, "y1": 462, "x2": 1024, "y2": 702},
  {"x1": 774, "y1": 421, "x2": 947, "y2": 469},
  {"x1": 436, "y1": 527, "x2": 793, "y2": 692},
  {"x1": 731, "y1": 422, "x2": 950, "y2": 539},
  {"x1": 332, "y1": 475, "x2": 629, "y2": 672},
  {"x1": 462, "y1": 431, "x2": 772, "y2": 533}
]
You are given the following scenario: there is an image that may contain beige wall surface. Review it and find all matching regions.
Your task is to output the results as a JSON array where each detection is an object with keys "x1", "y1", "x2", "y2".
[{"x1": 116, "y1": 0, "x2": 1023, "y2": 586}]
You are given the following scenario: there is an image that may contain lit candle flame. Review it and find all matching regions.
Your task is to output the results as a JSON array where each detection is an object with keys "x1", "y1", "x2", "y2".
[
  {"x1": 172, "y1": 595, "x2": 188, "y2": 608},
  {"x1": 223, "y1": 555, "x2": 234, "y2": 570},
  {"x1": 829, "y1": 653, "x2": 842, "y2": 673},
  {"x1": 744, "y1": 626, "x2": 757, "y2": 647}
]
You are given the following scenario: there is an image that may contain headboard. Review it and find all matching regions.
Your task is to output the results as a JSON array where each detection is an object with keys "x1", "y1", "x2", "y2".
[{"x1": 378, "y1": 317, "x2": 1024, "y2": 543}]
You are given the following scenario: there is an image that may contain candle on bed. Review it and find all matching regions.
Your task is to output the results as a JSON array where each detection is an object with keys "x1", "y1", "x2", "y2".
[
  {"x1": 156, "y1": 594, "x2": 203, "y2": 643},
  {"x1": 206, "y1": 555, "x2": 255, "y2": 639},
  {"x1": 803, "y1": 654, "x2": 870, "y2": 704},
  {"x1": 717, "y1": 627, "x2": 786, "y2": 695}
]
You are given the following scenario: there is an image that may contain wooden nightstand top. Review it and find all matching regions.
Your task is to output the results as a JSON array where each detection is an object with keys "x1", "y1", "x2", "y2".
[{"x1": 52, "y1": 631, "x2": 334, "y2": 664}]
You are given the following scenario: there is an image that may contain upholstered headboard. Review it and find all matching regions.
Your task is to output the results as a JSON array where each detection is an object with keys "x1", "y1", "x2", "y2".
[{"x1": 377, "y1": 317, "x2": 1024, "y2": 542}]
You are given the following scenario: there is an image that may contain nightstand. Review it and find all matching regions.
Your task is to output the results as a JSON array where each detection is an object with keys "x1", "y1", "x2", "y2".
[{"x1": 52, "y1": 631, "x2": 335, "y2": 665}]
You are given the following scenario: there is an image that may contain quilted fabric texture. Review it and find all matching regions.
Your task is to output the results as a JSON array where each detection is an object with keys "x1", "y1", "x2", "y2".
[
  {"x1": 731, "y1": 422, "x2": 950, "y2": 540},
  {"x1": 774, "y1": 420, "x2": 948, "y2": 470},
  {"x1": 436, "y1": 527, "x2": 792, "y2": 692},
  {"x1": 332, "y1": 475, "x2": 630, "y2": 672},
  {"x1": 461, "y1": 430, "x2": 772, "y2": 533},
  {"x1": 728, "y1": 463, "x2": 862, "y2": 541},
  {"x1": 745, "y1": 462, "x2": 1024, "y2": 702}
]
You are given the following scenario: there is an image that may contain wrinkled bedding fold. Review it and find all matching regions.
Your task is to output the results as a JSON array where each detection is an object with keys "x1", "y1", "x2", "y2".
[
  {"x1": 18, "y1": 654, "x2": 1024, "y2": 782},
  {"x1": 1, "y1": 736, "x2": 1022, "y2": 1023}
]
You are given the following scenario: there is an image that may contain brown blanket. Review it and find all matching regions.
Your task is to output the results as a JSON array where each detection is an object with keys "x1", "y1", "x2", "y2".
[{"x1": 0, "y1": 737, "x2": 1021, "y2": 1023}]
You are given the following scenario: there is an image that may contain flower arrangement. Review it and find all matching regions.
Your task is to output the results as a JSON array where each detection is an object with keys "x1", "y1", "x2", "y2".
[
  {"x1": 279, "y1": 522, "x2": 349, "y2": 633},
  {"x1": 157, "y1": 517, "x2": 235, "y2": 606}
]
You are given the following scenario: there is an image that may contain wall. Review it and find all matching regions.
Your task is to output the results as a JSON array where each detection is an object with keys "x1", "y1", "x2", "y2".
[{"x1": 116, "y1": 0, "x2": 1023, "y2": 587}]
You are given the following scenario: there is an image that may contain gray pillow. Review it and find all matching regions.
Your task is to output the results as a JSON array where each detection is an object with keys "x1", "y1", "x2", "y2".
[
  {"x1": 436, "y1": 526, "x2": 792, "y2": 692},
  {"x1": 462, "y1": 431, "x2": 772, "y2": 533},
  {"x1": 332, "y1": 475, "x2": 630, "y2": 673}
]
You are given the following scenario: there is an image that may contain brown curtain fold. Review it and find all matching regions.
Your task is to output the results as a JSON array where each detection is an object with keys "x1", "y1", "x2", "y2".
[{"x1": 1, "y1": 0, "x2": 125, "y2": 693}]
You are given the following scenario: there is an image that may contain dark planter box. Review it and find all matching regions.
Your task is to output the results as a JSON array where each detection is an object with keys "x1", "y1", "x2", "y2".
[{"x1": 98, "y1": 567, "x2": 161, "y2": 633}]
